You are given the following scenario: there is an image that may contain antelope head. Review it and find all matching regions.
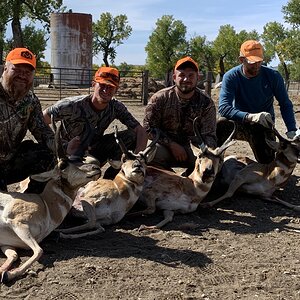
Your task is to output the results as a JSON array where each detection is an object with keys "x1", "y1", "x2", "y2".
[
  {"x1": 190, "y1": 117, "x2": 236, "y2": 183},
  {"x1": 269, "y1": 127, "x2": 300, "y2": 164},
  {"x1": 32, "y1": 118, "x2": 101, "y2": 190},
  {"x1": 113, "y1": 126, "x2": 159, "y2": 184}
]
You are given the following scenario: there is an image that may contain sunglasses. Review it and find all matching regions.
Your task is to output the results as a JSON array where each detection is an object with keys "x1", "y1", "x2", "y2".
[{"x1": 244, "y1": 58, "x2": 263, "y2": 65}]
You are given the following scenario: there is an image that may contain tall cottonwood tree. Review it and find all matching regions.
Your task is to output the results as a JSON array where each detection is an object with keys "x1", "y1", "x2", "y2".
[
  {"x1": 145, "y1": 15, "x2": 188, "y2": 81},
  {"x1": 93, "y1": 12, "x2": 132, "y2": 67},
  {"x1": 5, "y1": 24, "x2": 47, "y2": 65},
  {"x1": 213, "y1": 25, "x2": 259, "y2": 79},
  {"x1": 0, "y1": 0, "x2": 64, "y2": 61},
  {"x1": 282, "y1": 0, "x2": 300, "y2": 27},
  {"x1": 189, "y1": 35, "x2": 215, "y2": 74}
]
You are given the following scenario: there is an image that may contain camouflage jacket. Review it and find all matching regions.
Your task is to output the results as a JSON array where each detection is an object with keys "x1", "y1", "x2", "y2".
[
  {"x1": 46, "y1": 95, "x2": 140, "y2": 148},
  {"x1": 143, "y1": 86, "x2": 217, "y2": 148},
  {"x1": 0, "y1": 83, "x2": 55, "y2": 164}
]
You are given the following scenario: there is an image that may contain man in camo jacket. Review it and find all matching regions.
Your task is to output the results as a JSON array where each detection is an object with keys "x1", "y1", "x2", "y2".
[
  {"x1": 143, "y1": 56, "x2": 217, "y2": 175},
  {"x1": 0, "y1": 48, "x2": 56, "y2": 192},
  {"x1": 43, "y1": 66, "x2": 147, "y2": 179}
]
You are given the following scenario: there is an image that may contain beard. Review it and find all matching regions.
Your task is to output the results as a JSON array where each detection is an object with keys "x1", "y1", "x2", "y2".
[
  {"x1": 176, "y1": 84, "x2": 196, "y2": 94},
  {"x1": 2, "y1": 74, "x2": 31, "y2": 101}
]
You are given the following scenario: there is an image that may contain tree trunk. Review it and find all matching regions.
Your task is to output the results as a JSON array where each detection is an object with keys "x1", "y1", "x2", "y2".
[
  {"x1": 0, "y1": 24, "x2": 5, "y2": 63},
  {"x1": 103, "y1": 53, "x2": 109, "y2": 67},
  {"x1": 282, "y1": 61, "x2": 290, "y2": 91},
  {"x1": 11, "y1": 16, "x2": 23, "y2": 47},
  {"x1": 219, "y1": 54, "x2": 226, "y2": 80}
]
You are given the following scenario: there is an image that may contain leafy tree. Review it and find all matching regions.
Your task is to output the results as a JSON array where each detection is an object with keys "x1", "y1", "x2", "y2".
[
  {"x1": 5, "y1": 24, "x2": 47, "y2": 66},
  {"x1": 288, "y1": 58, "x2": 300, "y2": 81},
  {"x1": 93, "y1": 12, "x2": 132, "y2": 67},
  {"x1": 0, "y1": 0, "x2": 64, "y2": 62},
  {"x1": 213, "y1": 25, "x2": 259, "y2": 78},
  {"x1": 282, "y1": 0, "x2": 300, "y2": 27},
  {"x1": 261, "y1": 22, "x2": 291, "y2": 85},
  {"x1": 145, "y1": 15, "x2": 188, "y2": 82},
  {"x1": 0, "y1": 1, "x2": 10, "y2": 62},
  {"x1": 4, "y1": 0, "x2": 64, "y2": 46},
  {"x1": 281, "y1": 0, "x2": 300, "y2": 68},
  {"x1": 189, "y1": 35, "x2": 215, "y2": 74}
]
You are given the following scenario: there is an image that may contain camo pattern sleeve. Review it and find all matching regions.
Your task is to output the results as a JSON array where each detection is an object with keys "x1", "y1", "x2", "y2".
[
  {"x1": 144, "y1": 86, "x2": 217, "y2": 148},
  {"x1": 0, "y1": 86, "x2": 55, "y2": 163},
  {"x1": 46, "y1": 96, "x2": 140, "y2": 143}
]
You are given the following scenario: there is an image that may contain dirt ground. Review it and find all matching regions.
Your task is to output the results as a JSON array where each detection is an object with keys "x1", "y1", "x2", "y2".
[{"x1": 1, "y1": 92, "x2": 300, "y2": 300}]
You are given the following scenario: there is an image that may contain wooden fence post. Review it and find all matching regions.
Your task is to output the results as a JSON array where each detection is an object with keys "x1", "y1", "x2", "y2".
[
  {"x1": 142, "y1": 70, "x2": 149, "y2": 105},
  {"x1": 205, "y1": 71, "x2": 212, "y2": 97}
]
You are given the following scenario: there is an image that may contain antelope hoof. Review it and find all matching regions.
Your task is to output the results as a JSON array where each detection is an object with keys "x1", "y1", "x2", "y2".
[{"x1": 1, "y1": 271, "x2": 9, "y2": 284}]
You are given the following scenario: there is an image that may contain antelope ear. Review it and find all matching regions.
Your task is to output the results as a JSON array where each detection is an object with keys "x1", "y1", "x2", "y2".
[
  {"x1": 31, "y1": 169, "x2": 60, "y2": 182},
  {"x1": 145, "y1": 145, "x2": 157, "y2": 163},
  {"x1": 190, "y1": 142, "x2": 205, "y2": 156},
  {"x1": 265, "y1": 138, "x2": 280, "y2": 151},
  {"x1": 108, "y1": 159, "x2": 123, "y2": 169}
]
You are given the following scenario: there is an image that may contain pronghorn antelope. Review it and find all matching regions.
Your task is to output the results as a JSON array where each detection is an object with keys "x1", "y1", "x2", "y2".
[
  {"x1": 129, "y1": 117, "x2": 236, "y2": 230},
  {"x1": 0, "y1": 121, "x2": 101, "y2": 283},
  {"x1": 201, "y1": 127, "x2": 300, "y2": 210},
  {"x1": 58, "y1": 126, "x2": 159, "y2": 239}
]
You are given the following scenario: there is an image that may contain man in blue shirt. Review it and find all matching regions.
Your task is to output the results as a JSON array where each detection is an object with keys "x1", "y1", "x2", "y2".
[{"x1": 217, "y1": 40, "x2": 298, "y2": 163}]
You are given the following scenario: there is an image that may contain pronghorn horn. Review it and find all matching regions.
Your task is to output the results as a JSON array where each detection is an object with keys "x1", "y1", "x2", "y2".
[
  {"x1": 142, "y1": 128, "x2": 160, "y2": 157},
  {"x1": 193, "y1": 116, "x2": 206, "y2": 151},
  {"x1": 51, "y1": 115, "x2": 66, "y2": 160},
  {"x1": 216, "y1": 122, "x2": 236, "y2": 154},
  {"x1": 114, "y1": 125, "x2": 130, "y2": 157}
]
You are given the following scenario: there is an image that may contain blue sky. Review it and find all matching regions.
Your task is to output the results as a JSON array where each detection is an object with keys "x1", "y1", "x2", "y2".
[{"x1": 33, "y1": 0, "x2": 292, "y2": 66}]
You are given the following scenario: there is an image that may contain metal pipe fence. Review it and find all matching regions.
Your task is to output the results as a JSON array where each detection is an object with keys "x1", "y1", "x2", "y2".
[{"x1": 33, "y1": 66, "x2": 148, "y2": 104}]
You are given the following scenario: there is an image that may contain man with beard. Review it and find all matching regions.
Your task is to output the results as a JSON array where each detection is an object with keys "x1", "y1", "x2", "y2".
[
  {"x1": 217, "y1": 40, "x2": 298, "y2": 163},
  {"x1": 0, "y1": 48, "x2": 55, "y2": 192},
  {"x1": 143, "y1": 56, "x2": 217, "y2": 175},
  {"x1": 43, "y1": 66, "x2": 147, "y2": 179}
]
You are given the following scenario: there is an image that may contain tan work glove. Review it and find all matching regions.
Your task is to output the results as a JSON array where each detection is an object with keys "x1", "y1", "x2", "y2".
[{"x1": 246, "y1": 112, "x2": 274, "y2": 128}]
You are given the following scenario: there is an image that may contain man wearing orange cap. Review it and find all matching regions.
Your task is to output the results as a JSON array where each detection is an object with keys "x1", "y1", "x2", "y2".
[
  {"x1": 218, "y1": 40, "x2": 298, "y2": 163},
  {"x1": 0, "y1": 47, "x2": 56, "y2": 192},
  {"x1": 143, "y1": 56, "x2": 217, "y2": 175},
  {"x1": 43, "y1": 66, "x2": 147, "y2": 179}
]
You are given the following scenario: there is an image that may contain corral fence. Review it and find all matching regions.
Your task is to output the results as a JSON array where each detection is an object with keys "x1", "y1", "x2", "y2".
[
  {"x1": 288, "y1": 81, "x2": 300, "y2": 95},
  {"x1": 1, "y1": 65, "x2": 299, "y2": 104},
  {"x1": 33, "y1": 66, "x2": 150, "y2": 105}
]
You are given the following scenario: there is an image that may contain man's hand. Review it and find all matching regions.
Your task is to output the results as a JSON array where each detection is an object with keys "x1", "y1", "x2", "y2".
[
  {"x1": 246, "y1": 112, "x2": 274, "y2": 128},
  {"x1": 169, "y1": 142, "x2": 188, "y2": 162}
]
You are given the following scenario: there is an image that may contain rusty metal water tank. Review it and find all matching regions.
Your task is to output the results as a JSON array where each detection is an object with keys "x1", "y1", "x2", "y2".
[{"x1": 50, "y1": 13, "x2": 93, "y2": 86}]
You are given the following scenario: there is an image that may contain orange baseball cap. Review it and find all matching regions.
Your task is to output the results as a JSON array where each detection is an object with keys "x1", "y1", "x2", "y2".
[
  {"x1": 6, "y1": 47, "x2": 36, "y2": 69},
  {"x1": 240, "y1": 40, "x2": 263, "y2": 63},
  {"x1": 174, "y1": 56, "x2": 198, "y2": 72},
  {"x1": 94, "y1": 66, "x2": 120, "y2": 87}
]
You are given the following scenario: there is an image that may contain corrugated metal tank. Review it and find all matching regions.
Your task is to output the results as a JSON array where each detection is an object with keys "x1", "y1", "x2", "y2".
[{"x1": 50, "y1": 13, "x2": 93, "y2": 86}]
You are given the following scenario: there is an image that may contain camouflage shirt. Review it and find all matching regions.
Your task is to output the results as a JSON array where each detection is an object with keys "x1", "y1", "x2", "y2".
[
  {"x1": 0, "y1": 83, "x2": 55, "y2": 164},
  {"x1": 46, "y1": 95, "x2": 140, "y2": 147},
  {"x1": 144, "y1": 86, "x2": 217, "y2": 148}
]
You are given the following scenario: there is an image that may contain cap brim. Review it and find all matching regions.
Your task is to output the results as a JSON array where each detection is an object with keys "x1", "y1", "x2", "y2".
[
  {"x1": 95, "y1": 78, "x2": 118, "y2": 87},
  {"x1": 9, "y1": 59, "x2": 36, "y2": 69}
]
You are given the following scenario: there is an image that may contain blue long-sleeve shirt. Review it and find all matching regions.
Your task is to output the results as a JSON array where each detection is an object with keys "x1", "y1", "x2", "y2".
[{"x1": 218, "y1": 65, "x2": 297, "y2": 132}]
